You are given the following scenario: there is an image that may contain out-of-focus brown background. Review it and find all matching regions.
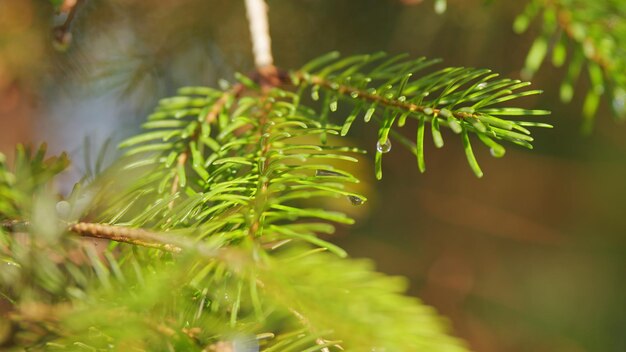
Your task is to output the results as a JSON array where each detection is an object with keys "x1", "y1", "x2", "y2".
[{"x1": 1, "y1": 1, "x2": 624, "y2": 351}]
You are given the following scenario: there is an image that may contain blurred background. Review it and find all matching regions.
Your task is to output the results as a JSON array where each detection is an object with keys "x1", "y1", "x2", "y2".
[{"x1": 0, "y1": 0, "x2": 624, "y2": 351}]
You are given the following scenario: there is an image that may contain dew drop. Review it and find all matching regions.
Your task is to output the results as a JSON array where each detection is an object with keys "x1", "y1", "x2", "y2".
[
  {"x1": 311, "y1": 88, "x2": 320, "y2": 101},
  {"x1": 477, "y1": 83, "x2": 487, "y2": 90},
  {"x1": 490, "y1": 147, "x2": 505, "y2": 158},
  {"x1": 434, "y1": 0, "x2": 447, "y2": 14},
  {"x1": 423, "y1": 107, "x2": 434, "y2": 115},
  {"x1": 376, "y1": 139, "x2": 392, "y2": 153},
  {"x1": 350, "y1": 91, "x2": 359, "y2": 99},
  {"x1": 330, "y1": 100, "x2": 338, "y2": 112},
  {"x1": 422, "y1": 91, "x2": 430, "y2": 97},
  {"x1": 218, "y1": 79, "x2": 231, "y2": 90},
  {"x1": 56, "y1": 200, "x2": 71, "y2": 219},
  {"x1": 347, "y1": 195, "x2": 364, "y2": 206}
]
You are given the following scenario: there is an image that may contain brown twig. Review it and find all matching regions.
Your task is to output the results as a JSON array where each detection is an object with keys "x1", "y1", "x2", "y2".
[
  {"x1": 205, "y1": 83, "x2": 246, "y2": 124},
  {"x1": 297, "y1": 73, "x2": 477, "y2": 120},
  {"x1": 169, "y1": 152, "x2": 188, "y2": 207},
  {"x1": 69, "y1": 222, "x2": 183, "y2": 253},
  {"x1": 52, "y1": 0, "x2": 83, "y2": 49},
  {"x1": 67, "y1": 222, "x2": 251, "y2": 270}
]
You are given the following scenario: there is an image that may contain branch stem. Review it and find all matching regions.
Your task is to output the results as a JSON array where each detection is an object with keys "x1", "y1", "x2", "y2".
[
  {"x1": 298, "y1": 73, "x2": 477, "y2": 120},
  {"x1": 70, "y1": 222, "x2": 183, "y2": 252},
  {"x1": 245, "y1": 0, "x2": 274, "y2": 69}
]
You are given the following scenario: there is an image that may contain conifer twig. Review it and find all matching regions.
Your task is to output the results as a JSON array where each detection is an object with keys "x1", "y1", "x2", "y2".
[
  {"x1": 296, "y1": 73, "x2": 477, "y2": 120},
  {"x1": 69, "y1": 222, "x2": 183, "y2": 252},
  {"x1": 245, "y1": 0, "x2": 274, "y2": 69},
  {"x1": 68, "y1": 223, "x2": 250, "y2": 267},
  {"x1": 53, "y1": 0, "x2": 83, "y2": 48}
]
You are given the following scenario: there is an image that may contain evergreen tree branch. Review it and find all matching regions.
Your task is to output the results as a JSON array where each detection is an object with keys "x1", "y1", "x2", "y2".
[
  {"x1": 4, "y1": 51, "x2": 536, "y2": 351},
  {"x1": 293, "y1": 52, "x2": 551, "y2": 178}
]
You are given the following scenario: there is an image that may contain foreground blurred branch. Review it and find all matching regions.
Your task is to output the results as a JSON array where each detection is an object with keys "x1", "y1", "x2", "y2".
[
  {"x1": 53, "y1": 0, "x2": 83, "y2": 50},
  {"x1": 69, "y1": 222, "x2": 183, "y2": 253}
]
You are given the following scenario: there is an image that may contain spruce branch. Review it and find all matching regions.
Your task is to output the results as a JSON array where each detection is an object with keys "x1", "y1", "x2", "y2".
[{"x1": 294, "y1": 52, "x2": 551, "y2": 178}]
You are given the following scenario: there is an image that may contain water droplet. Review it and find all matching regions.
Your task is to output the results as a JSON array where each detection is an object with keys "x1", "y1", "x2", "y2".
[
  {"x1": 56, "y1": 201, "x2": 71, "y2": 219},
  {"x1": 330, "y1": 100, "x2": 338, "y2": 112},
  {"x1": 376, "y1": 139, "x2": 392, "y2": 153},
  {"x1": 347, "y1": 195, "x2": 364, "y2": 206},
  {"x1": 316, "y1": 169, "x2": 343, "y2": 177},
  {"x1": 330, "y1": 83, "x2": 340, "y2": 90},
  {"x1": 218, "y1": 79, "x2": 231, "y2": 90},
  {"x1": 397, "y1": 96, "x2": 406, "y2": 102},
  {"x1": 350, "y1": 91, "x2": 359, "y2": 98},
  {"x1": 311, "y1": 87, "x2": 320, "y2": 101},
  {"x1": 434, "y1": 0, "x2": 447, "y2": 14},
  {"x1": 490, "y1": 147, "x2": 505, "y2": 158},
  {"x1": 477, "y1": 83, "x2": 487, "y2": 90},
  {"x1": 422, "y1": 91, "x2": 430, "y2": 97}
]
